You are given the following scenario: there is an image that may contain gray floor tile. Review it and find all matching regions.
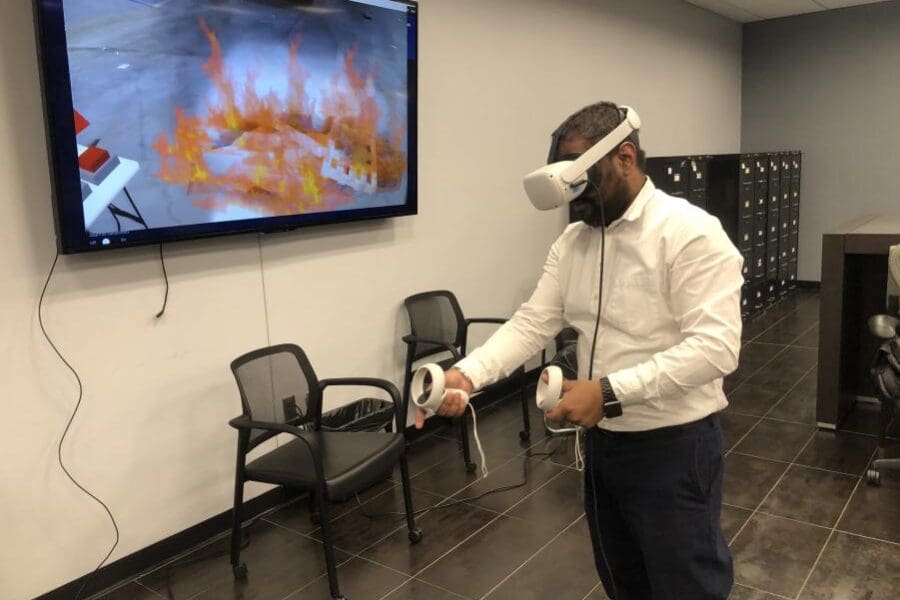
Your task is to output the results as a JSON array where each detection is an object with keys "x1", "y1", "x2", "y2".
[
  {"x1": 799, "y1": 531, "x2": 900, "y2": 599},
  {"x1": 308, "y1": 484, "x2": 444, "y2": 554},
  {"x1": 726, "y1": 383, "x2": 786, "y2": 417},
  {"x1": 720, "y1": 411, "x2": 761, "y2": 452},
  {"x1": 731, "y1": 513, "x2": 830, "y2": 598},
  {"x1": 754, "y1": 309, "x2": 818, "y2": 345},
  {"x1": 795, "y1": 431, "x2": 877, "y2": 476},
  {"x1": 586, "y1": 583, "x2": 614, "y2": 599},
  {"x1": 729, "y1": 583, "x2": 784, "y2": 599},
  {"x1": 837, "y1": 474, "x2": 900, "y2": 544},
  {"x1": 447, "y1": 455, "x2": 566, "y2": 514},
  {"x1": 361, "y1": 501, "x2": 497, "y2": 576},
  {"x1": 768, "y1": 368, "x2": 817, "y2": 424},
  {"x1": 727, "y1": 343, "x2": 785, "y2": 387},
  {"x1": 721, "y1": 504, "x2": 753, "y2": 543},
  {"x1": 743, "y1": 346, "x2": 818, "y2": 397},
  {"x1": 482, "y1": 530, "x2": 599, "y2": 600},
  {"x1": 506, "y1": 467, "x2": 586, "y2": 535},
  {"x1": 152, "y1": 521, "x2": 349, "y2": 600},
  {"x1": 284, "y1": 557, "x2": 407, "y2": 600},
  {"x1": 381, "y1": 578, "x2": 469, "y2": 600},
  {"x1": 94, "y1": 582, "x2": 164, "y2": 600},
  {"x1": 759, "y1": 465, "x2": 858, "y2": 527},
  {"x1": 793, "y1": 324, "x2": 819, "y2": 348},
  {"x1": 417, "y1": 515, "x2": 560, "y2": 599},
  {"x1": 723, "y1": 453, "x2": 787, "y2": 509},
  {"x1": 733, "y1": 419, "x2": 815, "y2": 462},
  {"x1": 268, "y1": 482, "x2": 393, "y2": 536}
]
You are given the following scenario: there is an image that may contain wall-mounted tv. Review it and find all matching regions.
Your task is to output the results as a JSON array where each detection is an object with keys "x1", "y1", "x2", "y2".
[{"x1": 33, "y1": 0, "x2": 418, "y2": 254}]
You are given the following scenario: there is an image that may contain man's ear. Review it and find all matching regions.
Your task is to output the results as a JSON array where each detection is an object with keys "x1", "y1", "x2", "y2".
[{"x1": 617, "y1": 142, "x2": 638, "y2": 173}]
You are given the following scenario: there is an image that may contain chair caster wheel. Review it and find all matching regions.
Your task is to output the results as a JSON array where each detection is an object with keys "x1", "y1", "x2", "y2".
[
  {"x1": 519, "y1": 430, "x2": 530, "y2": 441},
  {"x1": 233, "y1": 563, "x2": 248, "y2": 580},
  {"x1": 866, "y1": 468, "x2": 881, "y2": 486},
  {"x1": 465, "y1": 462, "x2": 477, "y2": 473},
  {"x1": 408, "y1": 528, "x2": 423, "y2": 544},
  {"x1": 311, "y1": 511, "x2": 322, "y2": 525}
]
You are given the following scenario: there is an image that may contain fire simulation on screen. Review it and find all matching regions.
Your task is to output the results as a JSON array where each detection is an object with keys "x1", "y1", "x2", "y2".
[{"x1": 61, "y1": 0, "x2": 412, "y2": 243}]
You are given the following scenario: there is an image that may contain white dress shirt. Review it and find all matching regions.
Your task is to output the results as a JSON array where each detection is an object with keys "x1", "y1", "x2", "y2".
[{"x1": 456, "y1": 178, "x2": 744, "y2": 431}]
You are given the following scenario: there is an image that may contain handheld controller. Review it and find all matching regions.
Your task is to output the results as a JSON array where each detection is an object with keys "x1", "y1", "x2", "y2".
[
  {"x1": 411, "y1": 364, "x2": 487, "y2": 476},
  {"x1": 411, "y1": 363, "x2": 470, "y2": 414},
  {"x1": 535, "y1": 365, "x2": 564, "y2": 411}
]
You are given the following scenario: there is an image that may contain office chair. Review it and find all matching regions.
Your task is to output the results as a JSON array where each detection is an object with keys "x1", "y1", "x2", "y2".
[
  {"x1": 228, "y1": 344, "x2": 421, "y2": 600},
  {"x1": 865, "y1": 244, "x2": 900, "y2": 486},
  {"x1": 402, "y1": 290, "x2": 530, "y2": 473}
]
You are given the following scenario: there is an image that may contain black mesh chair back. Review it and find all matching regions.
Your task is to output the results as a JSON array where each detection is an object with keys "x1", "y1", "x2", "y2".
[
  {"x1": 230, "y1": 344, "x2": 320, "y2": 448},
  {"x1": 403, "y1": 290, "x2": 466, "y2": 361}
]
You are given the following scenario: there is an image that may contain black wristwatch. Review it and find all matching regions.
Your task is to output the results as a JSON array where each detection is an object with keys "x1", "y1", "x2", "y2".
[{"x1": 600, "y1": 377, "x2": 623, "y2": 418}]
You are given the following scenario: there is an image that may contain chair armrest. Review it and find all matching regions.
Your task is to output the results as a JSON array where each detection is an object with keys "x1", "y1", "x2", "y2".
[
  {"x1": 318, "y1": 378, "x2": 405, "y2": 435},
  {"x1": 401, "y1": 335, "x2": 462, "y2": 360},
  {"x1": 228, "y1": 416, "x2": 322, "y2": 473},
  {"x1": 465, "y1": 317, "x2": 507, "y2": 326}
]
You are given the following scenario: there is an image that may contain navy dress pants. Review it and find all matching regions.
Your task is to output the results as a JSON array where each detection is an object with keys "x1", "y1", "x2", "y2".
[{"x1": 583, "y1": 414, "x2": 733, "y2": 600}]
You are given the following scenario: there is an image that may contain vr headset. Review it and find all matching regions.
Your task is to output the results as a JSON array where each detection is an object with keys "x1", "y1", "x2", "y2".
[{"x1": 523, "y1": 106, "x2": 641, "y2": 211}]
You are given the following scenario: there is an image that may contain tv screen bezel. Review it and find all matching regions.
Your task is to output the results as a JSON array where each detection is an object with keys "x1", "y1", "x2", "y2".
[{"x1": 32, "y1": 0, "x2": 419, "y2": 254}]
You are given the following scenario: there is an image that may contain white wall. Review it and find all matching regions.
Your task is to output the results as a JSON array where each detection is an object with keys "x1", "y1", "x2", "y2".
[
  {"x1": 0, "y1": 1, "x2": 741, "y2": 597},
  {"x1": 741, "y1": 1, "x2": 900, "y2": 281}
]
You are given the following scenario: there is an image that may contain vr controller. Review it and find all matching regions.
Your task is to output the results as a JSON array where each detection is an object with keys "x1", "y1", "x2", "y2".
[
  {"x1": 535, "y1": 365, "x2": 564, "y2": 412},
  {"x1": 411, "y1": 364, "x2": 488, "y2": 477},
  {"x1": 410, "y1": 363, "x2": 470, "y2": 414}
]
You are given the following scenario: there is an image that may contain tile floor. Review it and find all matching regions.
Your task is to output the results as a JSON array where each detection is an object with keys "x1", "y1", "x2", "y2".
[{"x1": 95, "y1": 291, "x2": 900, "y2": 600}]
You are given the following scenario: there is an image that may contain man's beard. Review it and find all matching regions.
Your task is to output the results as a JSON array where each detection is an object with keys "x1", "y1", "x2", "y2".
[{"x1": 571, "y1": 182, "x2": 632, "y2": 227}]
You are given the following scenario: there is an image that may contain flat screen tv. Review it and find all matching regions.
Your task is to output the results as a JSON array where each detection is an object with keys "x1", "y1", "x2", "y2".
[{"x1": 33, "y1": 0, "x2": 418, "y2": 254}]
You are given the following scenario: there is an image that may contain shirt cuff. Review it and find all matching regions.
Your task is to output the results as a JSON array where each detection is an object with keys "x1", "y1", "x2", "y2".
[
  {"x1": 453, "y1": 355, "x2": 488, "y2": 391},
  {"x1": 606, "y1": 368, "x2": 645, "y2": 407}
]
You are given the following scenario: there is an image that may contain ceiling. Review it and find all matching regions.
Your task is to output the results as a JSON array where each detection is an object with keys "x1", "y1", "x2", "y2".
[{"x1": 684, "y1": 0, "x2": 890, "y2": 22}]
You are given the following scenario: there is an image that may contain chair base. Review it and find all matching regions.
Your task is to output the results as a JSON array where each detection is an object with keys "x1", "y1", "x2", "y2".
[
  {"x1": 867, "y1": 458, "x2": 900, "y2": 486},
  {"x1": 233, "y1": 563, "x2": 247, "y2": 580}
]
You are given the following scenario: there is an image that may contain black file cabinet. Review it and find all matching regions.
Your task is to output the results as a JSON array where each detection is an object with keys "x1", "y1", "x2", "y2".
[
  {"x1": 647, "y1": 155, "x2": 709, "y2": 211},
  {"x1": 650, "y1": 150, "x2": 802, "y2": 319},
  {"x1": 687, "y1": 156, "x2": 709, "y2": 210},
  {"x1": 646, "y1": 157, "x2": 689, "y2": 199},
  {"x1": 788, "y1": 152, "x2": 801, "y2": 289}
]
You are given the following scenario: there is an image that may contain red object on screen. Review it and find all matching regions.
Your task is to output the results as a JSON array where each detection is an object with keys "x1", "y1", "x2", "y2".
[
  {"x1": 74, "y1": 110, "x2": 90, "y2": 135},
  {"x1": 79, "y1": 146, "x2": 110, "y2": 173}
]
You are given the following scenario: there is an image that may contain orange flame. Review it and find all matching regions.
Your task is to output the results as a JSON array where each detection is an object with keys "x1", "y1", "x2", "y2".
[{"x1": 154, "y1": 20, "x2": 407, "y2": 216}]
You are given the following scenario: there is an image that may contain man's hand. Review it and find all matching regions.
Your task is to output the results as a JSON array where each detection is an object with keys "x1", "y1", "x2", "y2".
[
  {"x1": 414, "y1": 368, "x2": 474, "y2": 429},
  {"x1": 545, "y1": 379, "x2": 605, "y2": 428}
]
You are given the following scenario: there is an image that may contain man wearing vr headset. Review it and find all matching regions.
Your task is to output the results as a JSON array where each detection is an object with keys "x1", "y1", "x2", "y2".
[{"x1": 416, "y1": 101, "x2": 743, "y2": 599}]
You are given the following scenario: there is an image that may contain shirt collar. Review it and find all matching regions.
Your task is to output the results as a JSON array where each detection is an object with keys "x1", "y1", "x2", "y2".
[{"x1": 609, "y1": 177, "x2": 655, "y2": 228}]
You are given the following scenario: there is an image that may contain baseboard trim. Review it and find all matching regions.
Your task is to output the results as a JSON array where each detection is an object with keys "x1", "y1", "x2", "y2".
[
  {"x1": 796, "y1": 280, "x2": 821, "y2": 290},
  {"x1": 37, "y1": 372, "x2": 539, "y2": 600}
]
